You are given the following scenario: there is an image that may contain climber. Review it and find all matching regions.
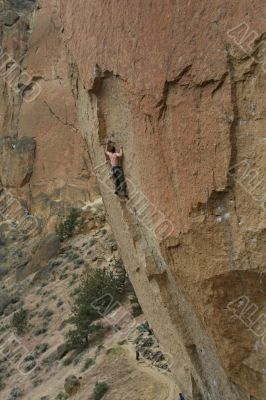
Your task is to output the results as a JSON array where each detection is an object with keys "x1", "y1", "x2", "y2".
[
  {"x1": 179, "y1": 393, "x2": 186, "y2": 400},
  {"x1": 105, "y1": 140, "x2": 128, "y2": 198}
]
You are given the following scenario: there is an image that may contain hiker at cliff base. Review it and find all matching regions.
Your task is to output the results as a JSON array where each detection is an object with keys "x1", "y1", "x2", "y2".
[
  {"x1": 105, "y1": 140, "x2": 128, "y2": 198},
  {"x1": 179, "y1": 393, "x2": 185, "y2": 400}
]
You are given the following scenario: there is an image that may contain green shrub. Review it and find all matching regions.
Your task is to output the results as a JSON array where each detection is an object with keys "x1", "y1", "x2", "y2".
[
  {"x1": 70, "y1": 287, "x2": 80, "y2": 297},
  {"x1": 48, "y1": 259, "x2": 62, "y2": 268},
  {"x1": 88, "y1": 237, "x2": 96, "y2": 247},
  {"x1": 142, "y1": 337, "x2": 154, "y2": 347},
  {"x1": 73, "y1": 258, "x2": 84, "y2": 268},
  {"x1": 55, "y1": 392, "x2": 67, "y2": 400},
  {"x1": 0, "y1": 377, "x2": 5, "y2": 391},
  {"x1": 93, "y1": 381, "x2": 109, "y2": 400},
  {"x1": 11, "y1": 308, "x2": 28, "y2": 335},
  {"x1": 0, "y1": 324, "x2": 9, "y2": 333},
  {"x1": 4, "y1": 304, "x2": 16, "y2": 317},
  {"x1": 39, "y1": 307, "x2": 54, "y2": 319},
  {"x1": 34, "y1": 326, "x2": 47, "y2": 336},
  {"x1": 57, "y1": 299, "x2": 64, "y2": 308},
  {"x1": 68, "y1": 273, "x2": 78, "y2": 286},
  {"x1": 59, "y1": 273, "x2": 68, "y2": 281},
  {"x1": 32, "y1": 377, "x2": 42, "y2": 387},
  {"x1": 137, "y1": 321, "x2": 149, "y2": 333},
  {"x1": 56, "y1": 208, "x2": 83, "y2": 241},
  {"x1": 73, "y1": 352, "x2": 83, "y2": 366},
  {"x1": 8, "y1": 387, "x2": 23, "y2": 399},
  {"x1": 35, "y1": 343, "x2": 49, "y2": 355},
  {"x1": 82, "y1": 357, "x2": 95, "y2": 371},
  {"x1": 131, "y1": 302, "x2": 143, "y2": 318},
  {"x1": 61, "y1": 349, "x2": 83, "y2": 367},
  {"x1": 62, "y1": 356, "x2": 72, "y2": 366},
  {"x1": 59, "y1": 319, "x2": 70, "y2": 331},
  {"x1": 67, "y1": 251, "x2": 79, "y2": 261}
]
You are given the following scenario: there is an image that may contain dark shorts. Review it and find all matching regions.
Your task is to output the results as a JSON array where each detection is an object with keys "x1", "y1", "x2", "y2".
[{"x1": 111, "y1": 166, "x2": 127, "y2": 195}]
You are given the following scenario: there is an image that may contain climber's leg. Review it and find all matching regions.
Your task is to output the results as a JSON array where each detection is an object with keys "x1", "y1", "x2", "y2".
[
  {"x1": 112, "y1": 167, "x2": 120, "y2": 195},
  {"x1": 117, "y1": 168, "x2": 128, "y2": 198},
  {"x1": 112, "y1": 166, "x2": 128, "y2": 198}
]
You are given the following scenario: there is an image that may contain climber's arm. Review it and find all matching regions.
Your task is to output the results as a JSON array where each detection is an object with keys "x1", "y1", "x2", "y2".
[
  {"x1": 117, "y1": 146, "x2": 123, "y2": 157},
  {"x1": 105, "y1": 143, "x2": 110, "y2": 157}
]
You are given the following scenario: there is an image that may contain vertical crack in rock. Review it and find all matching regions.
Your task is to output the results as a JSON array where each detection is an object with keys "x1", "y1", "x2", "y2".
[
  {"x1": 0, "y1": 0, "x2": 38, "y2": 137},
  {"x1": 226, "y1": 49, "x2": 239, "y2": 183},
  {"x1": 43, "y1": 100, "x2": 78, "y2": 133},
  {"x1": 211, "y1": 72, "x2": 228, "y2": 96},
  {"x1": 156, "y1": 65, "x2": 192, "y2": 120}
]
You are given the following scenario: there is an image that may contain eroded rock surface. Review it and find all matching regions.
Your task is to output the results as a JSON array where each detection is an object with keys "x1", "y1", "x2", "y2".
[
  {"x1": 16, "y1": 232, "x2": 60, "y2": 280},
  {"x1": 60, "y1": 1, "x2": 266, "y2": 399},
  {"x1": 0, "y1": 136, "x2": 36, "y2": 187},
  {"x1": 0, "y1": 0, "x2": 98, "y2": 229},
  {"x1": 0, "y1": 0, "x2": 265, "y2": 398}
]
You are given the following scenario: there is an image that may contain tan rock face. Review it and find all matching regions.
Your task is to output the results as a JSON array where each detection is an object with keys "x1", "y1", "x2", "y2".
[
  {"x1": 60, "y1": 1, "x2": 266, "y2": 399},
  {"x1": 0, "y1": 136, "x2": 35, "y2": 187},
  {"x1": 16, "y1": 232, "x2": 60, "y2": 281},
  {"x1": 0, "y1": 0, "x2": 98, "y2": 228}
]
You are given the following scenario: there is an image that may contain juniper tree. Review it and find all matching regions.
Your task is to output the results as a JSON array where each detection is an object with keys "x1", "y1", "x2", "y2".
[{"x1": 66, "y1": 268, "x2": 121, "y2": 349}]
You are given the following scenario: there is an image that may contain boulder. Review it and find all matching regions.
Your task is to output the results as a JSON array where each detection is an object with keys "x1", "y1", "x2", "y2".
[
  {"x1": 31, "y1": 233, "x2": 60, "y2": 268},
  {"x1": 16, "y1": 233, "x2": 60, "y2": 280}
]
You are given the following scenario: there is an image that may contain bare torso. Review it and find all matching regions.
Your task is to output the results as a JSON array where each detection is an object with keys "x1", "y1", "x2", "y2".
[{"x1": 106, "y1": 151, "x2": 122, "y2": 167}]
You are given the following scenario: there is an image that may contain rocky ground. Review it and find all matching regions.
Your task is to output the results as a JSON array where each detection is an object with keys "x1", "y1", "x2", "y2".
[{"x1": 0, "y1": 198, "x2": 179, "y2": 400}]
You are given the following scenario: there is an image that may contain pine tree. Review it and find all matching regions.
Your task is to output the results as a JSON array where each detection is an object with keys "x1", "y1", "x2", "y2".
[{"x1": 66, "y1": 268, "x2": 121, "y2": 349}]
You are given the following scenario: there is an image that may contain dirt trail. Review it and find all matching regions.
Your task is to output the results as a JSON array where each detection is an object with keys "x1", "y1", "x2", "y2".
[{"x1": 124, "y1": 342, "x2": 179, "y2": 400}]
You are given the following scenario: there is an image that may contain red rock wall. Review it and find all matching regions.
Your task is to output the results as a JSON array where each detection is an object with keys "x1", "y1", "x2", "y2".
[{"x1": 60, "y1": 1, "x2": 266, "y2": 399}]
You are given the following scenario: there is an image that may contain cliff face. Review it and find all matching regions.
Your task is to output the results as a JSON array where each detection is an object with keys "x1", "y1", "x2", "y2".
[
  {"x1": 60, "y1": 1, "x2": 266, "y2": 399},
  {"x1": 1, "y1": 0, "x2": 266, "y2": 398},
  {"x1": 0, "y1": 0, "x2": 98, "y2": 230}
]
